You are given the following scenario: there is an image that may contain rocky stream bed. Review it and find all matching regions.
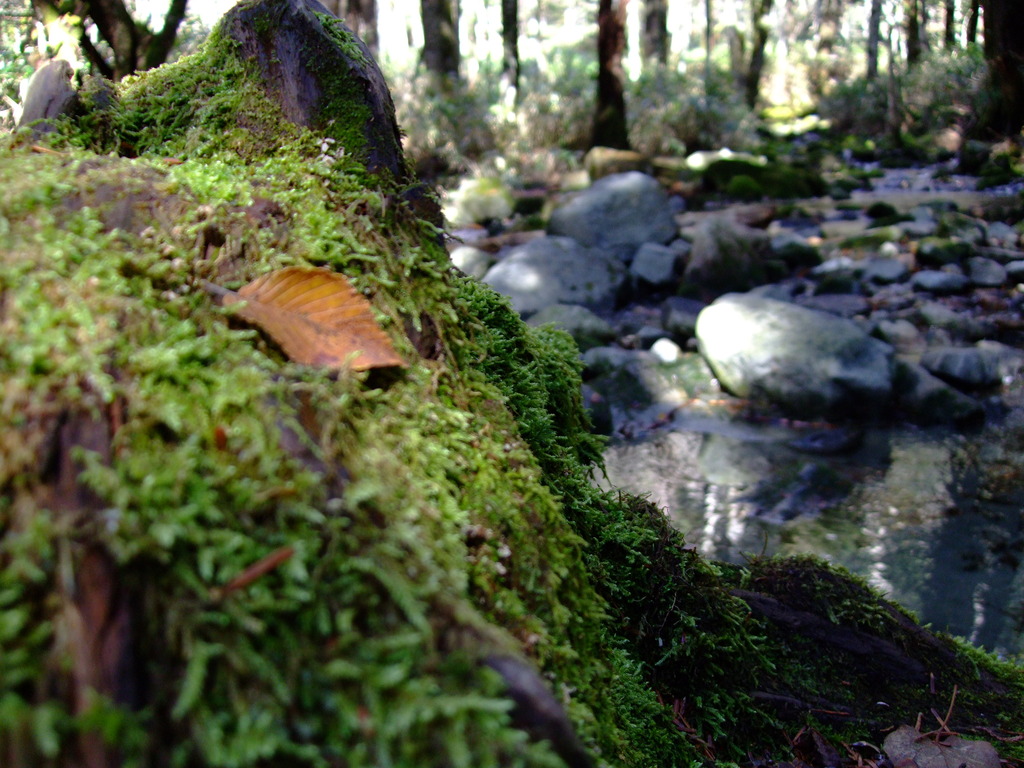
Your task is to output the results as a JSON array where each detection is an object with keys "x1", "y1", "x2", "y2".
[{"x1": 451, "y1": 164, "x2": 1024, "y2": 657}]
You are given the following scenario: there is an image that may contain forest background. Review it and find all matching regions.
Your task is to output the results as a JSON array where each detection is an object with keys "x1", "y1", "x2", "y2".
[{"x1": 0, "y1": 0, "x2": 1021, "y2": 192}]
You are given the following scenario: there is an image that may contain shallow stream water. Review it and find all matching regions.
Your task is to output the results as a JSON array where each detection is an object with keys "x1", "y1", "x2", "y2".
[
  {"x1": 598, "y1": 168, "x2": 1024, "y2": 657},
  {"x1": 600, "y1": 404, "x2": 1024, "y2": 656}
]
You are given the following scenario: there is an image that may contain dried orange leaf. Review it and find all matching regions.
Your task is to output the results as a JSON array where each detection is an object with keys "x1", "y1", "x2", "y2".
[{"x1": 219, "y1": 267, "x2": 405, "y2": 371}]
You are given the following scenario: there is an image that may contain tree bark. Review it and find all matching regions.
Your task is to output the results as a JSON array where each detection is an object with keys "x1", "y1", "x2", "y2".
[
  {"x1": 705, "y1": 0, "x2": 713, "y2": 92},
  {"x1": 866, "y1": 0, "x2": 882, "y2": 79},
  {"x1": 642, "y1": 0, "x2": 668, "y2": 65},
  {"x1": 905, "y1": 0, "x2": 923, "y2": 66},
  {"x1": 420, "y1": 0, "x2": 460, "y2": 81},
  {"x1": 592, "y1": 0, "x2": 630, "y2": 149},
  {"x1": 978, "y1": 0, "x2": 1024, "y2": 135},
  {"x1": 744, "y1": 0, "x2": 773, "y2": 108},
  {"x1": 501, "y1": 0, "x2": 520, "y2": 97},
  {"x1": 965, "y1": 0, "x2": 979, "y2": 44},
  {"x1": 943, "y1": 0, "x2": 955, "y2": 47}
]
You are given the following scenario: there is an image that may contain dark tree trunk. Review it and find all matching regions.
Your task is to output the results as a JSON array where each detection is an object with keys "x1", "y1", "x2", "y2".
[
  {"x1": 943, "y1": 0, "x2": 955, "y2": 47},
  {"x1": 866, "y1": 0, "x2": 882, "y2": 79},
  {"x1": 592, "y1": 0, "x2": 630, "y2": 149},
  {"x1": 32, "y1": 0, "x2": 188, "y2": 80},
  {"x1": 501, "y1": 0, "x2": 520, "y2": 96},
  {"x1": 965, "y1": 0, "x2": 979, "y2": 43},
  {"x1": 744, "y1": 0, "x2": 773, "y2": 108},
  {"x1": 705, "y1": 0, "x2": 713, "y2": 92},
  {"x1": 421, "y1": 0, "x2": 460, "y2": 81},
  {"x1": 978, "y1": 0, "x2": 1024, "y2": 135},
  {"x1": 642, "y1": 0, "x2": 668, "y2": 65},
  {"x1": 905, "y1": 0, "x2": 923, "y2": 65}
]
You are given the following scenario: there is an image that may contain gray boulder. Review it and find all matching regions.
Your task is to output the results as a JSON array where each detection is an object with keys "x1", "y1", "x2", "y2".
[
  {"x1": 861, "y1": 257, "x2": 909, "y2": 285},
  {"x1": 771, "y1": 232, "x2": 822, "y2": 269},
  {"x1": 630, "y1": 242, "x2": 682, "y2": 291},
  {"x1": 985, "y1": 221, "x2": 1020, "y2": 248},
  {"x1": 938, "y1": 212, "x2": 987, "y2": 244},
  {"x1": 684, "y1": 217, "x2": 772, "y2": 296},
  {"x1": 660, "y1": 296, "x2": 707, "y2": 341},
  {"x1": 482, "y1": 236, "x2": 626, "y2": 316},
  {"x1": 547, "y1": 171, "x2": 677, "y2": 252},
  {"x1": 967, "y1": 256, "x2": 1007, "y2": 287},
  {"x1": 911, "y1": 270, "x2": 972, "y2": 295},
  {"x1": 892, "y1": 360, "x2": 983, "y2": 425},
  {"x1": 920, "y1": 345, "x2": 1003, "y2": 388},
  {"x1": 873, "y1": 318, "x2": 925, "y2": 355},
  {"x1": 695, "y1": 293, "x2": 894, "y2": 417},
  {"x1": 916, "y1": 238, "x2": 975, "y2": 267},
  {"x1": 1006, "y1": 260, "x2": 1024, "y2": 281}
]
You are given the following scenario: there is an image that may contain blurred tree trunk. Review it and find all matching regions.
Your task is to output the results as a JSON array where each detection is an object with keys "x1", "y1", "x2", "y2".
[
  {"x1": 886, "y1": 29, "x2": 904, "y2": 141},
  {"x1": 743, "y1": 0, "x2": 773, "y2": 107},
  {"x1": 977, "y1": 0, "x2": 1024, "y2": 135},
  {"x1": 943, "y1": 0, "x2": 955, "y2": 47},
  {"x1": 421, "y1": 0, "x2": 460, "y2": 81},
  {"x1": 725, "y1": 25, "x2": 745, "y2": 92},
  {"x1": 905, "y1": 0, "x2": 923, "y2": 65},
  {"x1": 321, "y1": 0, "x2": 379, "y2": 55},
  {"x1": 964, "y1": 0, "x2": 979, "y2": 43},
  {"x1": 31, "y1": 0, "x2": 188, "y2": 79},
  {"x1": 705, "y1": 0, "x2": 713, "y2": 92},
  {"x1": 643, "y1": 0, "x2": 668, "y2": 64},
  {"x1": 810, "y1": 0, "x2": 841, "y2": 95},
  {"x1": 866, "y1": 0, "x2": 882, "y2": 79},
  {"x1": 501, "y1": 0, "x2": 519, "y2": 97},
  {"x1": 592, "y1": 0, "x2": 630, "y2": 149}
]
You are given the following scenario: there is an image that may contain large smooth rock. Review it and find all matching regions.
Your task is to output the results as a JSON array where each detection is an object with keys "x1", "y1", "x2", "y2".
[
  {"x1": 892, "y1": 360, "x2": 984, "y2": 425},
  {"x1": 684, "y1": 217, "x2": 772, "y2": 296},
  {"x1": 696, "y1": 293, "x2": 894, "y2": 417},
  {"x1": 482, "y1": 236, "x2": 626, "y2": 316},
  {"x1": 920, "y1": 345, "x2": 1003, "y2": 388},
  {"x1": 547, "y1": 171, "x2": 677, "y2": 252}
]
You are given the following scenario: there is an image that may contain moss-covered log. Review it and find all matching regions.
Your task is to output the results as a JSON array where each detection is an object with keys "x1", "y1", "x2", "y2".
[{"x1": 3, "y1": 2, "x2": 1024, "y2": 767}]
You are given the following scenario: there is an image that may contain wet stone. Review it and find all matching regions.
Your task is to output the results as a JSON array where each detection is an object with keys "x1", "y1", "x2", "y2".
[
  {"x1": 911, "y1": 269, "x2": 972, "y2": 295},
  {"x1": 1006, "y1": 261, "x2": 1024, "y2": 281},
  {"x1": 660, "y1": 296, "x2": 707, "y2": 341},
  {"x1": 630, "y1": 242, "x2": 681, "y2": 291},
  {"x1": 861, "y1": 257, "x2": 909, "y2": 284},
  {"x1": 920, "y1": 345, "x2": 1004, "y2": 389},
  {"x1": 449, "y1": 245, "x2": 494, "y2": 279},
  {"x1": 873, "y1": 318, "x2": 925, "y2": 355},
  {"x1": 916, "y1": 237, "x2": 976, "y2": 267},
  {"x1": 796, "y1": 294, "x2": 872, "y2": 318},
  {"x1": 967, "y1": 256, "x2": 1007, "y2": 287}
]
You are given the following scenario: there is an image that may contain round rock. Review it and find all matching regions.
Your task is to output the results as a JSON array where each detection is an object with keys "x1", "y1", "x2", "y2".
[
  {"x1": 483, "y1": 236, "x2": 626, "y2": 316},
  {"x1": 695, "y1": 293, "x2": 894, "y2": 417},
  {"x1": 547, "y1": 171, "x2": 678, "y2": 251}
]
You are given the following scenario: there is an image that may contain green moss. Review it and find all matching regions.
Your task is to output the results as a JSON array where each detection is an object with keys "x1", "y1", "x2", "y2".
[
  {"x1": 5, "y1": 12, "x2": 1024, "y2": 768},
  {"x1": 725, "y1": 174, "x2": 763, "y2": 201},
  {"x1": 315, "y1": 13, "x2": 371, "y2": 67}
]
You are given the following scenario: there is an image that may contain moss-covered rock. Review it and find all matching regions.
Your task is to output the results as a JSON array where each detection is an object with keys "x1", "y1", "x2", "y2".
[{"x1": 3, "y1": 3, "x2": 1024, "y2": 768}]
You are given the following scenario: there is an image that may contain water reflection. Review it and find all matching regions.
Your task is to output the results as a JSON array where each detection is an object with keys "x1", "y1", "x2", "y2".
[{"x1": 599, "y1": 417, "x2": 1024, "y2": 656}]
